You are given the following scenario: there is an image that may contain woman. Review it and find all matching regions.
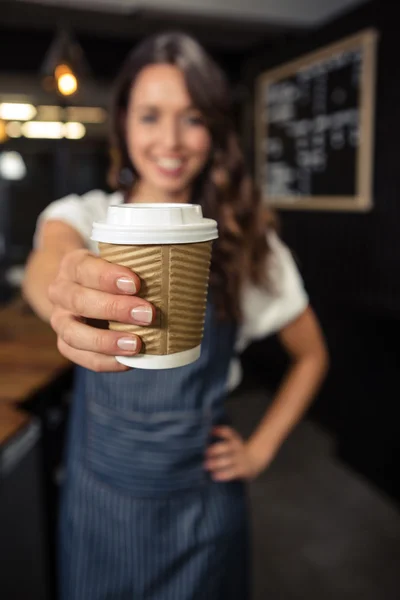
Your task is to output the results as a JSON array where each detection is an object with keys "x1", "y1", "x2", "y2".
[{"x1": 23, "y1": 32, "x2": 328, "y2": 600}]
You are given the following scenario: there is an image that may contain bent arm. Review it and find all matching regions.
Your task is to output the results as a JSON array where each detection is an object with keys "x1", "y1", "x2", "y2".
[{"x1": 247, "y1": 306, "x2": 329, "y2": 468}]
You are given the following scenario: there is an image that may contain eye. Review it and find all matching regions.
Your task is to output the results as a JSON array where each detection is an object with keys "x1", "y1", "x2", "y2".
[
  {"x1": 139, "y1": 113, "x2": 157, "y2": 123},
  {"x1": 184, "y1": 113, "x2": 205, "y2": 126}
]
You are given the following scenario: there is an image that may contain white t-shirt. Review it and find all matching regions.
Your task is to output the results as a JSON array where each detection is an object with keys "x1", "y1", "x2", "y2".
[{"x1": 34, "y1": 189, "x2": 309, "y2": 390}]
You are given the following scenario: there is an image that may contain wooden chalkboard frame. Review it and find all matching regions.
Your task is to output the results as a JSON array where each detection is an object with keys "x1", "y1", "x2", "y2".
[{"x1": 255, "y1": 29, "x2": 378, "y2": 212}]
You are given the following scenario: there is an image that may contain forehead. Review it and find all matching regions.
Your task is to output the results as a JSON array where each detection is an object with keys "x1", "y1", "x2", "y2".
[{"x1": 129, "y1": 64, "x2": 193, "y2": 109}]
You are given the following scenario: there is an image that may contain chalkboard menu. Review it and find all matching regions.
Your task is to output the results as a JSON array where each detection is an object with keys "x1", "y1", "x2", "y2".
[{"x1": 255, "y1": 29, "x2": 378, "y2": 211}]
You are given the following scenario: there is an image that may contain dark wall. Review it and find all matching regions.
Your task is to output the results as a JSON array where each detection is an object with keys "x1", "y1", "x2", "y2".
[
  {"x1": 1, "y1": 139, "x2": 109, "y2": 266},
  {"x1": 241, "y1": 0, "x2": 400, "y2": 502},
  {"x1": 0, "y1": 24, "x2": 245, "y2": 84}
]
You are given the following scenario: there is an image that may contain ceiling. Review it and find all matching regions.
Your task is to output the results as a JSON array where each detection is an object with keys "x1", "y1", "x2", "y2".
[
  {"x1": 0, "y1": 0, "x2": 368, "y2": 134},
  {"x1": 18, "y1": 0, "x2": 366, "y2": 26},
  {"x1": 0, "y1": 0, "x2": 369, "y2": 99}
]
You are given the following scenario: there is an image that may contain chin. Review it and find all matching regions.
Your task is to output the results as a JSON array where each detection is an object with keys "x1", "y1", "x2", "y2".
[
  {"x1": 165, "y1": 190, "x2": 188, "y2": 200},
  {"x1": 155, "y1": 180, "x2": 191, "y2": 197}
]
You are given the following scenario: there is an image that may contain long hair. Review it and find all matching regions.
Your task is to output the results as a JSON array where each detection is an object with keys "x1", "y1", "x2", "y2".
[{"x1": 110, "y1": 32, "x2": 275, "y2": 321}]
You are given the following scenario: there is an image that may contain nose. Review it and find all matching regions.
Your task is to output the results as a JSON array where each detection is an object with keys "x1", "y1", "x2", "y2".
[{"x1": 162, "y1": 117, "x2": 180, "y2": 150}]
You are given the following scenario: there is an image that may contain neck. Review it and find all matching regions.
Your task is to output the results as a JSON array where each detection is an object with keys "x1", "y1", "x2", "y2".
[{"x1": 127, "y1": 181, "x2": 191, "y2": 205}]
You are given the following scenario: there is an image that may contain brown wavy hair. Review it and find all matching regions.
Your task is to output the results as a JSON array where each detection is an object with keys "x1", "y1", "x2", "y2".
[{"x1": 110, "y1": 32, "x2": 275, "y2": 322}]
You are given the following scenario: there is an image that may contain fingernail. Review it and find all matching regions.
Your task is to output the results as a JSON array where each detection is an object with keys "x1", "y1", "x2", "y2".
[
  {"x1": 116, "y1": 277, "x2": 137, "y2": 294},
  {"x1": 131, "y1": 306, "x2": 153, "y2": 325},
  {"x1": 117, "y1": 337, "x2": 138, "y2": 352}
]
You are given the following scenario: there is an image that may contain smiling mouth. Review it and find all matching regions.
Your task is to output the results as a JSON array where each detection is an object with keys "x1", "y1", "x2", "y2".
[{"x1": 155, "y1": 157, "x2": 184, "y2": 171}]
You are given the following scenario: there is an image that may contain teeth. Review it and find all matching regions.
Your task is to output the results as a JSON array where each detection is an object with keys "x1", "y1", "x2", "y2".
[{"x1": 157, "y1": 158, "x2": 182, "y2": 170}]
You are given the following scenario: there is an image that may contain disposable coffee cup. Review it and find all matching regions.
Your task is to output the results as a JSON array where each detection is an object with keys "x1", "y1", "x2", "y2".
[{"x1": 91, "y1": 204, "x2": 218, "y2": 369}]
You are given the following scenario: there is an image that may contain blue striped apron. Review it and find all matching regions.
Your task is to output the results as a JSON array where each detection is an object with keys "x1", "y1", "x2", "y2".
[{"x1": 58, "y1": 300, "x2": 250, "y2": 599}]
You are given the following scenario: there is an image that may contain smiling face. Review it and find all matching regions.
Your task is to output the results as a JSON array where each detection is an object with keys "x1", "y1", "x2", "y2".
[{"x1": 125, "y1": 64, "x2": 212, "y2": 202}]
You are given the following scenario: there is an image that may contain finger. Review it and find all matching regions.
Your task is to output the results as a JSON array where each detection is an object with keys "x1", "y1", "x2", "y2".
[
  {"x1": 212, "y1": 467, "x2": 242, "y2": 482},
  {"x1": 57, "y1": 337, "x2": 130, "y2": 373},
  {"x1": 59, "y1": 249, "x2": 141, "y2": 295},
  {"x1": 205, "y1": 455, "x2": 235, "y2": 472},
  {"x1": 205, "y1": 442, "x2": 232, "y2": 459},
  {"x1": 50, "y1": 281, "x2": 155, "y2": 325},
  {"x1": 53, "y1": 312, "x2": 142, "y2": 356},
  {"x1": 212, "y1": 426, "x2": 239, "y2": 441}
]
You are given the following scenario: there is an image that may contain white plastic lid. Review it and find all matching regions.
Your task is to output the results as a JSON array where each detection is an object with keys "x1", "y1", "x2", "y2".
[{"x1": 91, "y1": 203, "x2": 218, "y2": 245}]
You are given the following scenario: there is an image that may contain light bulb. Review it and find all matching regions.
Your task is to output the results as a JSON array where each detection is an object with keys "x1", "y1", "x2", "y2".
[
  {"x1": 0, "y1": 152, "x2": 27, "y2": 180},
  {"x1": 58, "y1": 73, "x2": 78, "y2": 96},
  {"x1": 64, "y1": 122, "x2": 86, "y2": 140},
  {"x1": 0, "y1": 103, "x2": 37, "y2": 121},
  {"x1": 6, "y1": 121, "x2": 22, "y2": 138}
]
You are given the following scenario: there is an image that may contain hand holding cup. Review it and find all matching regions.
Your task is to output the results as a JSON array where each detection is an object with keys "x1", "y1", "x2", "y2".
[{"x1": 48, "y1": 248, "x2": 155, "y2": 372}]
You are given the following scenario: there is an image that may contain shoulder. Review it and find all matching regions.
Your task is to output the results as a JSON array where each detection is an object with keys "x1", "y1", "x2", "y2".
[
  {"x1": 39, "y1": 188, "x2": 121, "y2": 221},
  {"x1": 266, "y1": 229, "x2": 306, "y2": 294},
  {"x1": 33, "y1": 189, "x2": 122, "y2": 249},
  {"x1": 236, "y1": 229, "x2": 309, "y2": 350}
]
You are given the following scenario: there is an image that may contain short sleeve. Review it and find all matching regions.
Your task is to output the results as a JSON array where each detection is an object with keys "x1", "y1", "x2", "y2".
[
  {"x1": 33, "y1": 189, "x2": 121, "y2": 252},
  {"x1": 236, "y1": 230, "x2": 309, "y2": 353}
]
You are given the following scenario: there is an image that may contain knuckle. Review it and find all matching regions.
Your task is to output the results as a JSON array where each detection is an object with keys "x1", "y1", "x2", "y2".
[
  {"x1": 107, "y1": 297, "x2": 123, "y2": 321},
  {"x1": 70, "y1": 287, "x2": 84, "y2": 315},
  {"x1": 92, "y1": 331, "x2": 106, "y2": 353},
  {"x1": 74, "y1": 257, "x2": 84, "y2": 284},
  {"x1": 60, "y1": 248, "x2": 88, "y2": 277},
  {"x1": 59, "y1": 250, "x2": 74, "y2": 274},
  {"x1": 74, "y1": 249, "x2": 91, "y2": 283},
  {"x1": 61, "y1": 323, "x2": 74, "y2": 347},
  {"x1": 50, "y1": 309, "x2": 61, "y2": 333},
  {"x1": 98, "y1": 267, "x2": 111, "y2": 290},
  {"x1": 47, "y1": 281, "x2": 57, "y2": 303}
]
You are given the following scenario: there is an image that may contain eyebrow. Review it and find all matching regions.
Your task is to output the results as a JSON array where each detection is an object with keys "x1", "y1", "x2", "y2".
[{"x1": 133, "y1": 104, "x2": 200, "y2": 112}]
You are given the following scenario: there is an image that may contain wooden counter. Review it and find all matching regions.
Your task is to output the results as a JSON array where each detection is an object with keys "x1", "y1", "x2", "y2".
[{"x1": 0, "y1": 298, "x2": 70, "y2": 446}]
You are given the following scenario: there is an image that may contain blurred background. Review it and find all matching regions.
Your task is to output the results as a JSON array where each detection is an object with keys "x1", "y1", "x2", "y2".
[{"x1": 0, "y1": 1, "x2": 399, "y2": 599}]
